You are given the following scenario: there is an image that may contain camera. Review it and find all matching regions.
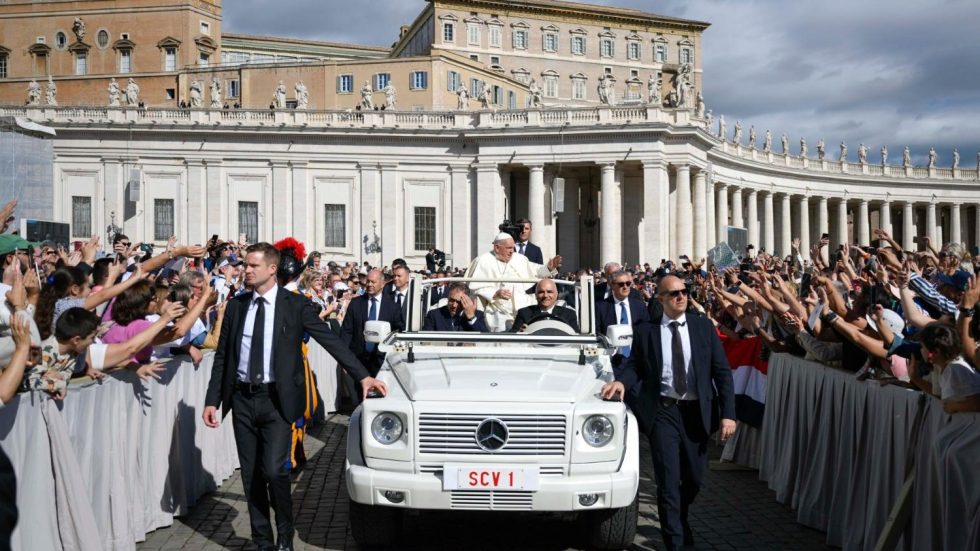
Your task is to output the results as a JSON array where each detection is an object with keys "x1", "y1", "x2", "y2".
[{"x1": 497, "y1": 220, "x2": 523, "y2": 243}]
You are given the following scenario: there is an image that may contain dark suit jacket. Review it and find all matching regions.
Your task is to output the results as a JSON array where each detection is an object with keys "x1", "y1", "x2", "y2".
[
  {"x1": 595, "y1": 295, "x2": 651, "y2": 336},
  {"x1": 385, "y1": 285, "x2": 411, "y2": 321},
  {"x1": 341, "y1": 293, "x2": 405, "y2": 373},
  {"x1": 422, "y1": 306, "x2": 488, "y2": 332},
  {"x1": 428, "y1": 284, "x2": 448, "y2": 306},
  {"x1": 205, "y1": 287, "x2": 370, "y2": 422},
  {"x1": 615, "y1": 315, "x2": 735, "y2": 437},
  {"x1": 509, "y1": 304, "x2": 579, "y2": 333},
  {"x1": 517, "y1": 241, "x2": 543, "y2": 264}
]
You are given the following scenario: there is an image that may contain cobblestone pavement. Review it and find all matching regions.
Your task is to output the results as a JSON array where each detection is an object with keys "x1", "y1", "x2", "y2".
[{"x1": 138, "y1": 415, "x2": 831, "y2": 551}]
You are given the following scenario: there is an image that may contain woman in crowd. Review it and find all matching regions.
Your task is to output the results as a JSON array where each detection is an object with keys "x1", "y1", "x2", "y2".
[{"x1": 35, "y1": 263, "x2": 145, "y2": 340}]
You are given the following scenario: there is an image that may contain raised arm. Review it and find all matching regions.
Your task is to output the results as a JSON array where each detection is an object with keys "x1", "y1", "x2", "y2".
[
  {"x1": 98, "y1": 301, "x2": 187, "y2": 368},
  {"x1": 0, "y1": 314, "x2": 32, "y2": 403}
]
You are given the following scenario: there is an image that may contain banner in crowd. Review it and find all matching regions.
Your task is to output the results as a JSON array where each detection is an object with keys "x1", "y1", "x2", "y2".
[{"x1": 719, "y1": 334, "x2": 768, "y2": 427}]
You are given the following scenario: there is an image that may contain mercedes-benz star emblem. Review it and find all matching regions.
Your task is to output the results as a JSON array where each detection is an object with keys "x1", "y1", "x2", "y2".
[{"x1": 475, "y1": 418, "x2": 509, "y2": 452}]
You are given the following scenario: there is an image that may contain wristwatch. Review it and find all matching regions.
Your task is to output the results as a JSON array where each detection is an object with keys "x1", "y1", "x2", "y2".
[
  {"x1": 821, "y1": 311, "x2": 839, "y2": 324},
  {"x1": 959, "y1": 307, "x2": 975, "y2": 317}
]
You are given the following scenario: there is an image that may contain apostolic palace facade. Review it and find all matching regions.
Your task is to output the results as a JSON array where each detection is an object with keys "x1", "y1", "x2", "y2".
[{"x1": 0, "y1": 0, "x2": 978, "y2": 269}]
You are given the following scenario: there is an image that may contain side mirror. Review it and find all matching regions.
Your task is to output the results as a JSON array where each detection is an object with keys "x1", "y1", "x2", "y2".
[
  {"x1": 606, "y1": 324, "x2": 633, "y2": 350},
  {"x1": 364, "y1": 320, "x2": 392, "y2": 344}
]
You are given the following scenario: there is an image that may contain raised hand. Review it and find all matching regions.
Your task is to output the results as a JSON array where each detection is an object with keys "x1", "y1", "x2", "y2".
[
  {"x1": 0, "y1": 199, "x2": 16, "y2": 233},
  {"x1": 136, "y1": 361, "x2": 167, "y2": 382},
  {"x1": 961, "y1": 276, "x2": 979, "y2": 310}
]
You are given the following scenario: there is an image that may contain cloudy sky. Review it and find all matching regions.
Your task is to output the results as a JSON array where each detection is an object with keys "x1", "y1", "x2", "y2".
[{"x1": 225, "y1": 0, "x2": 980, "y2": 166}]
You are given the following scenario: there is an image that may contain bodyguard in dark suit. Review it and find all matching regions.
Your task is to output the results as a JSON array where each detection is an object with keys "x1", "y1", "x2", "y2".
[
  {"x1": 514, "y1": 218, "x2": 544, "y2": 264},
  {"x1": 422, "y1": 283, "x2": 488, "y2": 332},
  {"x1": 595, "y1": 262, "x2": 644, "y2": 302},
  {"x1": 428, "y1": 275, "x2": 448, "y2": 306},
  {"x1": 203, "y1": 243, "x2": 387, "y2": 551},
  {"x1": 596, "y1": 271, "x2": 651, "y2": 368},
  {"x1": 509, "y1": 278, "x2": 579, "y2": 332},
  {"x1": 602, "y1": 275, "x2": 735, "y2": 551},
  {"x1": 341, "y1": 268, "x2": 405, "y2": 376}
]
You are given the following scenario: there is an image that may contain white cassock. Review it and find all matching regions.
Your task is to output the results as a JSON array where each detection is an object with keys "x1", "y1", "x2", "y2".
[{"x1": 465, "y1": 251, "x2": 555, "y2": 331}]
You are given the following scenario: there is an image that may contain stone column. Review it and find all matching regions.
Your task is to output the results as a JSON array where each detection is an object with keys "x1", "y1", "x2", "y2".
[
  {"x1": 950, "y1": 203, "x2": 962, "y2": 245},
  {"x1": 762, "y1": 191, "x2": 775, "y2": 253},
  {"x1": 705, "y1": 176, "x2": 716, "y2": 251},
  {"x1": 975, "y1": 205, "x2": 980, "y2": 251},
  {"x1": 817, "y1": 196, "x2": 829, "y2": 264},
  {"x1": 903, "y1": 201, "x2": 915, "y2": 251},
  {"x1": 716, "y1": 183, "x2": 729, "y2": 245},
  {"x1": 675, "y1": 164, "x2": 692, "y2": 259},
  {"x1": 184, "y1": 160, "x2": 205, "y2": 244},
  {"x1": 836, "y1": 198, "x2": 848, "y2": 249},
  {"x1": 290, "y1": 161, "x2": 309, "y2": 243},
  {"x1": 271, "y1": 161, "x2": 290, "y2": 239},
  {"x1": 926, "y1": 200, "x2": 937, "y2": 245},
  {"x1": 600, "y1": 162, "x2": 621, "y2": 265},
  {"x1": 475, "y1": 163, "x2": 503, "y2": 253},
  {"x1": 379, "y1": 162, "x2": 400, "y2": 264},
  {"x1": 556, "y1": 176, "x2": 580, "y2": 270},
  {"x1": 692, "y1": 168, "x2": 707, "y2": 258},
  {"x1": 205, "y1": 160, "x2": 223, "y2": 239},
  {"x1": 449, "y1": 165, "x2": 472, "y2": 264},
  {"x1": 796, "y1": 195, "x2": 810, "y2": 257},
  {"x1": 857, "y1": 199, "x2": 870, "y2": 245},
  {"x1": 747, "y1": 189, "x2": 759, "y2": 249},
  {"x1": 731, "y1": 186, "x2": 744, "y2": 228},
  {"x1": 527, "y1": 164, "x2": 546, "y2": 236},
  {"x1": 879, "y1": 201, "x2": 892, "y2": 241},
  {"x1": 779, "y1": 193, "x2": 792, "y2": 257},
  {"x1": 642, "y1": 160, "x2": 670, "y2": 264}
]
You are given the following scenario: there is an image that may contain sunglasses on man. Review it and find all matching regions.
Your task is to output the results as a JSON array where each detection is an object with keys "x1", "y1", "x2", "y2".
[
  {"x1": 613, "y1": 281, "x2": 632, "y2": 287},
  {"x1": 660, "y1": 288, "x2": 689, "y2": 298}
]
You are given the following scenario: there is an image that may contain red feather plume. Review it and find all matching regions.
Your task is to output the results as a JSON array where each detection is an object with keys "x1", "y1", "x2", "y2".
[{"x1": 272, "y1": 237, "x2": 306, "y2": 262}]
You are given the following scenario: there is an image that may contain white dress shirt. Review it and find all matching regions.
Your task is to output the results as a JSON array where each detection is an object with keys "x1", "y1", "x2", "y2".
[
  {"x1": 237, "y1": 285, "x2": 279, "y2": 383},
  {"x1": 615, "y1": 298, "x2": 632, "y2": 326},
  {"x1": 659, "y1": 313, "x2": 697, "y2": 400}
]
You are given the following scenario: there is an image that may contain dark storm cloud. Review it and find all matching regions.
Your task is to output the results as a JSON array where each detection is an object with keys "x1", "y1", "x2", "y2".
[{"x1": 225, "y1": 0, "x2": 980, "y2": 163}]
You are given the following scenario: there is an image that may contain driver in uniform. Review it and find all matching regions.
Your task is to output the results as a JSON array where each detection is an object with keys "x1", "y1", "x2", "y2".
[{"x1": 509, "y1": 278, "x2": 579, "y2": 333}]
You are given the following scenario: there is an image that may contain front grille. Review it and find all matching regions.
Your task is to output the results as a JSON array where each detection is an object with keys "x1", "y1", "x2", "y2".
[
  {"x1": 419, "y1": 464, "x2": 565, "y2": 477},
  {"x1": 418, "y1": 413, "x2": 567, "y2": 456},
  {"x1": 450, "y1": 490, "x2": 534, "y2": 510}
]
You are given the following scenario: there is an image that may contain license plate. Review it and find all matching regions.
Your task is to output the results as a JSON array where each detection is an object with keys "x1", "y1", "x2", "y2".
[{"x1": 442, "y1": 465, "x2": 540, "y2": 491}]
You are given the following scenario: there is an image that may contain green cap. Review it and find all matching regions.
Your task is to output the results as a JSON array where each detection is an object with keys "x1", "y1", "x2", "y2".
[{"x1": 0, "y1": 234, "x2": 31, "y2": 256}]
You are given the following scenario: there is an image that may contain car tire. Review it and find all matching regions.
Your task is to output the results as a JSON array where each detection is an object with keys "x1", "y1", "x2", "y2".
[
  {"x1": 585, "y1": 494, "x2": 638, "y2": 550},
  {"x1": 349, "y1": 499, "x2": 402, "y2": 548}
]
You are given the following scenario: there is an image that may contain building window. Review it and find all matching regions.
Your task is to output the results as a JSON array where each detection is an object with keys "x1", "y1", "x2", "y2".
[
  {"x1": 489, "y1": 25, "x2": 502, "y2": 47},
  {"x1": 410, "y1": 71, "x2": 428, "y2": 90},
  {"x1": 493, "y1": 85, "x2": 503, "y2": 106},
  {"x1": 200, "y1": 21, "x2": 211, "y2": 35},
  {"x1": 543, "y1": 32, "x2": 558, "y2": 52},
  {"x1": 119, "y1": 50, "x2": 132, "y2": 73},
  {"x1": 571, "y1": 36, "x2": 586, "y2": 55},
  {"x1": 165, "y1": 88, "x2": 175, "y2": 100},
  {"x1": 0, "y1": 55, "x2": 7, "y2": 79},
  {"x1": 324, "y1": 204, "x2": 345, "y2": 247},
  {"x1": 544, "y1": 75, "x2": 558, "y2": 98},
  {"x1": 508, "y1": 90, "x2": 517, "y2": 109},
  {"x1": 55, "y1": 32, "x2": 68, "y2": 50},
  {"x1": 628, "y1": 42, "x2": 641, "y2": 60},
  {"x1": 337, "y1": 74, "x2": 353, "y2": 93},
  {"x1": 467, "y1": 23, "x2": 480, "y2": 45},
  {"x1": 572, "y1": 78, "x2": 586, "y2": 100},
  {"x1": 198, "y1": 52, "x2": 209, "y2": 67},
  {"x1": 470, "y1": 78, "x2": 482, "y2": 98},
  {"x1": 153, "y1": 199, "x2": 174, "y2": 241},
  {"x1": 414, "y1": 206, "x2": 436, "y2": 251},
  {"x1": 227, "y1": 79, "x2": 240, "y2": 98},
  {"x1": 374, "y1": 72, "x2": 391, "y2": 90},
  {"x1": 681, "y1": 47, "x2": 693, "y2": 64},
  {"x1": 601, "y1": 38, "x2": 614, "y2": 58},
  {"x1": 654, "y1": 43, "x2": 667, "y2": 63},
  {"x1": 164, "y1": 47, "x2": 177, "y2": 71},
  {"x1": 469, "y1": 54, "x2": 479, "y2": 62},
  {"x1": 238, "y1": 201, "x2": 259, "y2": 244},
  {"x1": 97, "y1": 30, "x2": 110, "y2": 48},
  {"x1": 75, "y1": 52, "x2": 87, "y2": 75},
  {"x1": 447, "y1": 70, "x2": 461, "y2": 91},
  {"x1": 443, "y1": 22, "x2": 455, "y2": 43},
  {"x1": 490, "y1": 55, "x2": 500, "y2": 66},
  {"x1": 513, "y1": 29, "x2": 529, "y2": 50},
  {"x1": 71, "y1": 196, "x2": 91, "y2": 237}
]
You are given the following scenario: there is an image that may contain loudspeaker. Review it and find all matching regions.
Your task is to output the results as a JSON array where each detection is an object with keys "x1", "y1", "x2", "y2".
[
  {"x1": 553, "y1": 177, "x2": 565, "y2": 213},
  {"x1": 128, "y1": 169, "x2": 141, "y2": 202}
]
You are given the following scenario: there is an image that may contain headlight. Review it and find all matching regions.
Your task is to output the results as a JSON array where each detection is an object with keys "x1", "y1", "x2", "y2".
[
  {"x1": 582, "y1": 415, "x2": 614, "y2": 447},
  {"x1": 371, "y1": 412, "x2": 404, "y2": 445}
]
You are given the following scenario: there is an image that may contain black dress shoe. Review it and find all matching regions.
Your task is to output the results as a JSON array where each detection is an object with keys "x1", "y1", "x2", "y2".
[{"x1": 275, "y1": 539, "x2": 294, "y2": 551}]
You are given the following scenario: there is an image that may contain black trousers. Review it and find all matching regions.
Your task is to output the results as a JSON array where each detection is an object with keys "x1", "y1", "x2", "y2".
[
  {"x1": 232, "y1": 385, "x2": 294, "y2": 547},
  {"x1": 649, "y1": 399, "x2": 708, "y2": 551},
  {"x1": 0, "y1": 445, "x2": 16, "y2": 551}
]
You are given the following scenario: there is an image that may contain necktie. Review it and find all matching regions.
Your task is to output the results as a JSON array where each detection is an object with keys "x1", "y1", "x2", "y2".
[
  {"x1": 248, "y1": 297, "x2": 266, "y2": 383},
  {"x1": 366, "y1": 297, "x2": 378, "y2": 352},
  {"x1": 668, "y1": 321, "x2": 688, "y2": 397},
  {"x1": 519, "y1": 242, "x2": 526, "y2": 255},
  {"x1": 396, "y1": 292, "x2": 403, "y2": 309},
  {"x1": 619, "y1": 302, "x2": 631, "y2": 358}
]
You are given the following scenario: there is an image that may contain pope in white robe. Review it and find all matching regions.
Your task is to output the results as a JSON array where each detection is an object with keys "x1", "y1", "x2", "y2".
[{"x1": 465, "y1": 233, "x2": 561, "y2": 331}]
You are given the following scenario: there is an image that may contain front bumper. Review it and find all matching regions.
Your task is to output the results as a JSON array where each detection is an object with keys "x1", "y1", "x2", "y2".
[{"x1": 346, "y1": 464, "x2": 639, "y2": 511}]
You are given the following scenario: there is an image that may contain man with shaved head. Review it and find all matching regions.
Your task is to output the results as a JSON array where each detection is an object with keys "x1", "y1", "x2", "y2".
[
  {"x1": 509, "y1": 278, "x2": 579, "y2": 333},
  {"x1": 602, "y1": 274, "x2": 735, "y2": 551},
  {"x1": 465, "y1": 232, "x2": 562, "y2": 331},
  {"x1": 341, "y1": 268, "x2": 405, "y2": 379}
]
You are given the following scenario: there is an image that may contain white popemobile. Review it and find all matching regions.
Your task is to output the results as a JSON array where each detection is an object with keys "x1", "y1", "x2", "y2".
[{"x1": 345, "y1": 275, "x2": 640, "y2": 549}]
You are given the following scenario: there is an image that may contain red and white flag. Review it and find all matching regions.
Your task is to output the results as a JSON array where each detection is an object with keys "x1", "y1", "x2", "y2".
[{"x1": 719, "y1": 333, "x2": 768, "y2": 428}]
